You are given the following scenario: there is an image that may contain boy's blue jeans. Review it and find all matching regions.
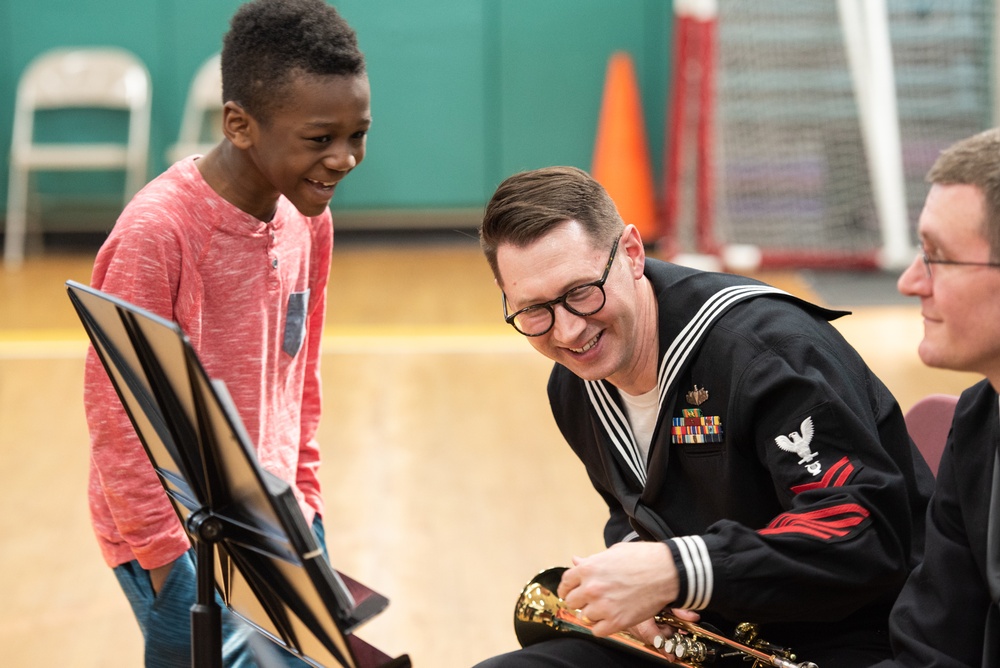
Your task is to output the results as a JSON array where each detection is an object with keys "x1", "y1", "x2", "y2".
[{"x1": 114, "y1": 518, "x2": 327, "y2": 667}]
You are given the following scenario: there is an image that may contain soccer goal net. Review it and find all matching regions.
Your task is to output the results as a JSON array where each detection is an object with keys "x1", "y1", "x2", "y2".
[{"x1": 666, "y1": 0, "x2": 995, "y2": 270}]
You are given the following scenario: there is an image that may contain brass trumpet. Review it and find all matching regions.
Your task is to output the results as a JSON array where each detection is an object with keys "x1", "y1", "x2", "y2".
[{"x1": 514, "y1": 567, "x2": 819, "y2": 668}]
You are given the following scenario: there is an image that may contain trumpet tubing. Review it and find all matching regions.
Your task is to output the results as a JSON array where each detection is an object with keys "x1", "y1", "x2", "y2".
[{"x1": 513, "y1": 567, "x2": 819, "y2": 668}]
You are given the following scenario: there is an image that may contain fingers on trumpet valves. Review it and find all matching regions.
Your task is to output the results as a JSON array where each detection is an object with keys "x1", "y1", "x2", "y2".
[{"x1": 653, "y1": 633, "x2": 713, "y2": 663}]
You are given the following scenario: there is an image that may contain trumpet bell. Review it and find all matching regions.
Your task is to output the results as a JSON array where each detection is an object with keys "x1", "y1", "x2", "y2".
[{"x1": 513, "y1": 566, "x2": 568, "y2": 648}]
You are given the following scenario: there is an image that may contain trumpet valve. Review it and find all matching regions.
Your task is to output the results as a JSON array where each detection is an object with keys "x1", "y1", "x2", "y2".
[{"x1": 654, "y1": 634, "x2": 713, "y2": 664}]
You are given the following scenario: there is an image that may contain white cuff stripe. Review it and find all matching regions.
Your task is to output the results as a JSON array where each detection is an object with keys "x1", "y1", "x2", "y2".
[
  {"x1": 672, "y1": 537, "x2": 697, "y2": 608},
  {"x1": 672, "y1": 535, "x2": 713, "y2": 610}
]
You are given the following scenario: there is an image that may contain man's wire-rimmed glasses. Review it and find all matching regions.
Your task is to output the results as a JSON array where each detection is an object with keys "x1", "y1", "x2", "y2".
[
  {"x1": 920, "y1": 249, "x2": 1000, "y2": 278},
  {"x1": 502, "y1": 236, "x2": 620, "y2": 337}
]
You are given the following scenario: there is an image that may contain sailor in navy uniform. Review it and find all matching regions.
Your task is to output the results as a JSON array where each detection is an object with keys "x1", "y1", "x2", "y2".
[{"x1": 473, "y1": 166, "x2": 933, "y2": 667}]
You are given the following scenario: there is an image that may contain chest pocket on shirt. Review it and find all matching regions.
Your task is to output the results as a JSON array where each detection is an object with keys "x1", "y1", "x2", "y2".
[{"x1": 282, "y1": 290, "x2": 310, "y2": 357}]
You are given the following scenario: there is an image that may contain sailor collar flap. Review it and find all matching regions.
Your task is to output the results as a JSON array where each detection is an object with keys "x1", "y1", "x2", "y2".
[{"x1": 582, "y1": 260, "x2": 847, "y2": 487}]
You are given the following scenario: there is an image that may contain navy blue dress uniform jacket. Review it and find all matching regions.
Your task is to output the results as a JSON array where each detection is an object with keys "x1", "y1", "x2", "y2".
[
  {"x1": 876, "y1": 378, "x2": 999, "y2": 668},
  {"x1": 547, "y1": 260, "x2": 934, "y2": 663}
]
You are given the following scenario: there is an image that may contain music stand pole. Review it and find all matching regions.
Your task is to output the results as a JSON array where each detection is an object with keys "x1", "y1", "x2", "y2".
[{"x1": 188, "y1": 509, "x2": 224, "y2": 668}]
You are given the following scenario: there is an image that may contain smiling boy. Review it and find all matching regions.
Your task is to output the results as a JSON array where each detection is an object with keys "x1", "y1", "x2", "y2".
[{"x1": 82, "y1": 1, "x2": 370, "y2": 664}]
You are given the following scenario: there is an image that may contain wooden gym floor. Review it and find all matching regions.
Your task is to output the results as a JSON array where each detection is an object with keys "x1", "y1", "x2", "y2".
[{"x1": 0, "y1": 238, "x2": 981, "y2": 667}]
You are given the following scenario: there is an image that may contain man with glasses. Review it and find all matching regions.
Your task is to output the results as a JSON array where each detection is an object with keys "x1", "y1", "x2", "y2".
[
  {"x1": 874, "y1": 128, "x2": 1000, "y2": 667},
  {"x1": 473, "y1": 166, "x2": 933, "y2": 667}
]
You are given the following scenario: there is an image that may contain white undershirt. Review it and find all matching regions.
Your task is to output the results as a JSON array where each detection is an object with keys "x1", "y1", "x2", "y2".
[{"x1": 620, "y1": 386, "x2": 660, "y2": 466}]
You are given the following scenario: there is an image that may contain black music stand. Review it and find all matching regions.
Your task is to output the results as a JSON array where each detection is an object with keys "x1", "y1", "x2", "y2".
[{"x1": 66, "y1": 281, "x2": 410, "y2": 668}]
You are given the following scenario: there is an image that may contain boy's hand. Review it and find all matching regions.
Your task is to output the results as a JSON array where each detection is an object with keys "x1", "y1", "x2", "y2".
[{"x1": 149, "y1": 561, "x2": 175, "y2": 595}]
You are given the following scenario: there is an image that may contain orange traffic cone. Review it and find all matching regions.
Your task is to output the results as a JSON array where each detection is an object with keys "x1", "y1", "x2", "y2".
[{"x1": 591, "y1": 51, "x2": 658, "y2": 243}]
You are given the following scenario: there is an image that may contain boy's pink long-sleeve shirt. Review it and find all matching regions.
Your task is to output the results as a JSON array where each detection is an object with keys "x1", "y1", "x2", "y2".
[{"x1": 84, "y1": 157, "x2": 332, "y2": 569}]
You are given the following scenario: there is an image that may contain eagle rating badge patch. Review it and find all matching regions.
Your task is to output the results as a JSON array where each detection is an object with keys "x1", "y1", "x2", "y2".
[
  {"x1": 775, "y1": 417, "x2": 823, "y2": 476},
  {"x1": 671, "y1": 408, "x2": 724, "y2": 444}
]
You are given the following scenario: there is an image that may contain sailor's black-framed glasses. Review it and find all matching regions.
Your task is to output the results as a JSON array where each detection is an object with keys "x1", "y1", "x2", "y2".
[{"x1": 502, "y1": 237, "x2": 620, "y2": 337}]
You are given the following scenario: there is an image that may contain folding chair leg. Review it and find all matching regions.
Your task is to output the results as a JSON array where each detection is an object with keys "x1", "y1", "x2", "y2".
[{"x1": 4, "y1": 165, "x2": 29, "y2": 268}]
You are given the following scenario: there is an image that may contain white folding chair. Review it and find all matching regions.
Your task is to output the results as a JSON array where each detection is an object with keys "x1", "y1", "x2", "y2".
[
  {"x1": 4, "y1": 47, "x2": 152, "y2": 268},
  {"x1": 167, "y1": 53, "x2": 223, "y2": 164}
]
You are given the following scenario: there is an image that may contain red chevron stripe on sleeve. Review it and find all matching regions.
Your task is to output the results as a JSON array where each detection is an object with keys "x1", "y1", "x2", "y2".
[
  {"x1": 759, "y1": 503, "x2": 871, "y2": 540},
  {"x1": 790, "y1": 456, "x2": 855, "y2": 494}
]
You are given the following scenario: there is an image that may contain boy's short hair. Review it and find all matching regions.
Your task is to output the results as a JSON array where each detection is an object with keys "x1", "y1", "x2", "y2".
[
  {"x1": 927, "y1": 127, "x2": 1000, "y2": 259},
  {"x1": 221, "y1": 0, "x2": 365, "y2": 123},
  {"x1": 480, "y1": 166, "x2": 624, "y2": 285}
]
